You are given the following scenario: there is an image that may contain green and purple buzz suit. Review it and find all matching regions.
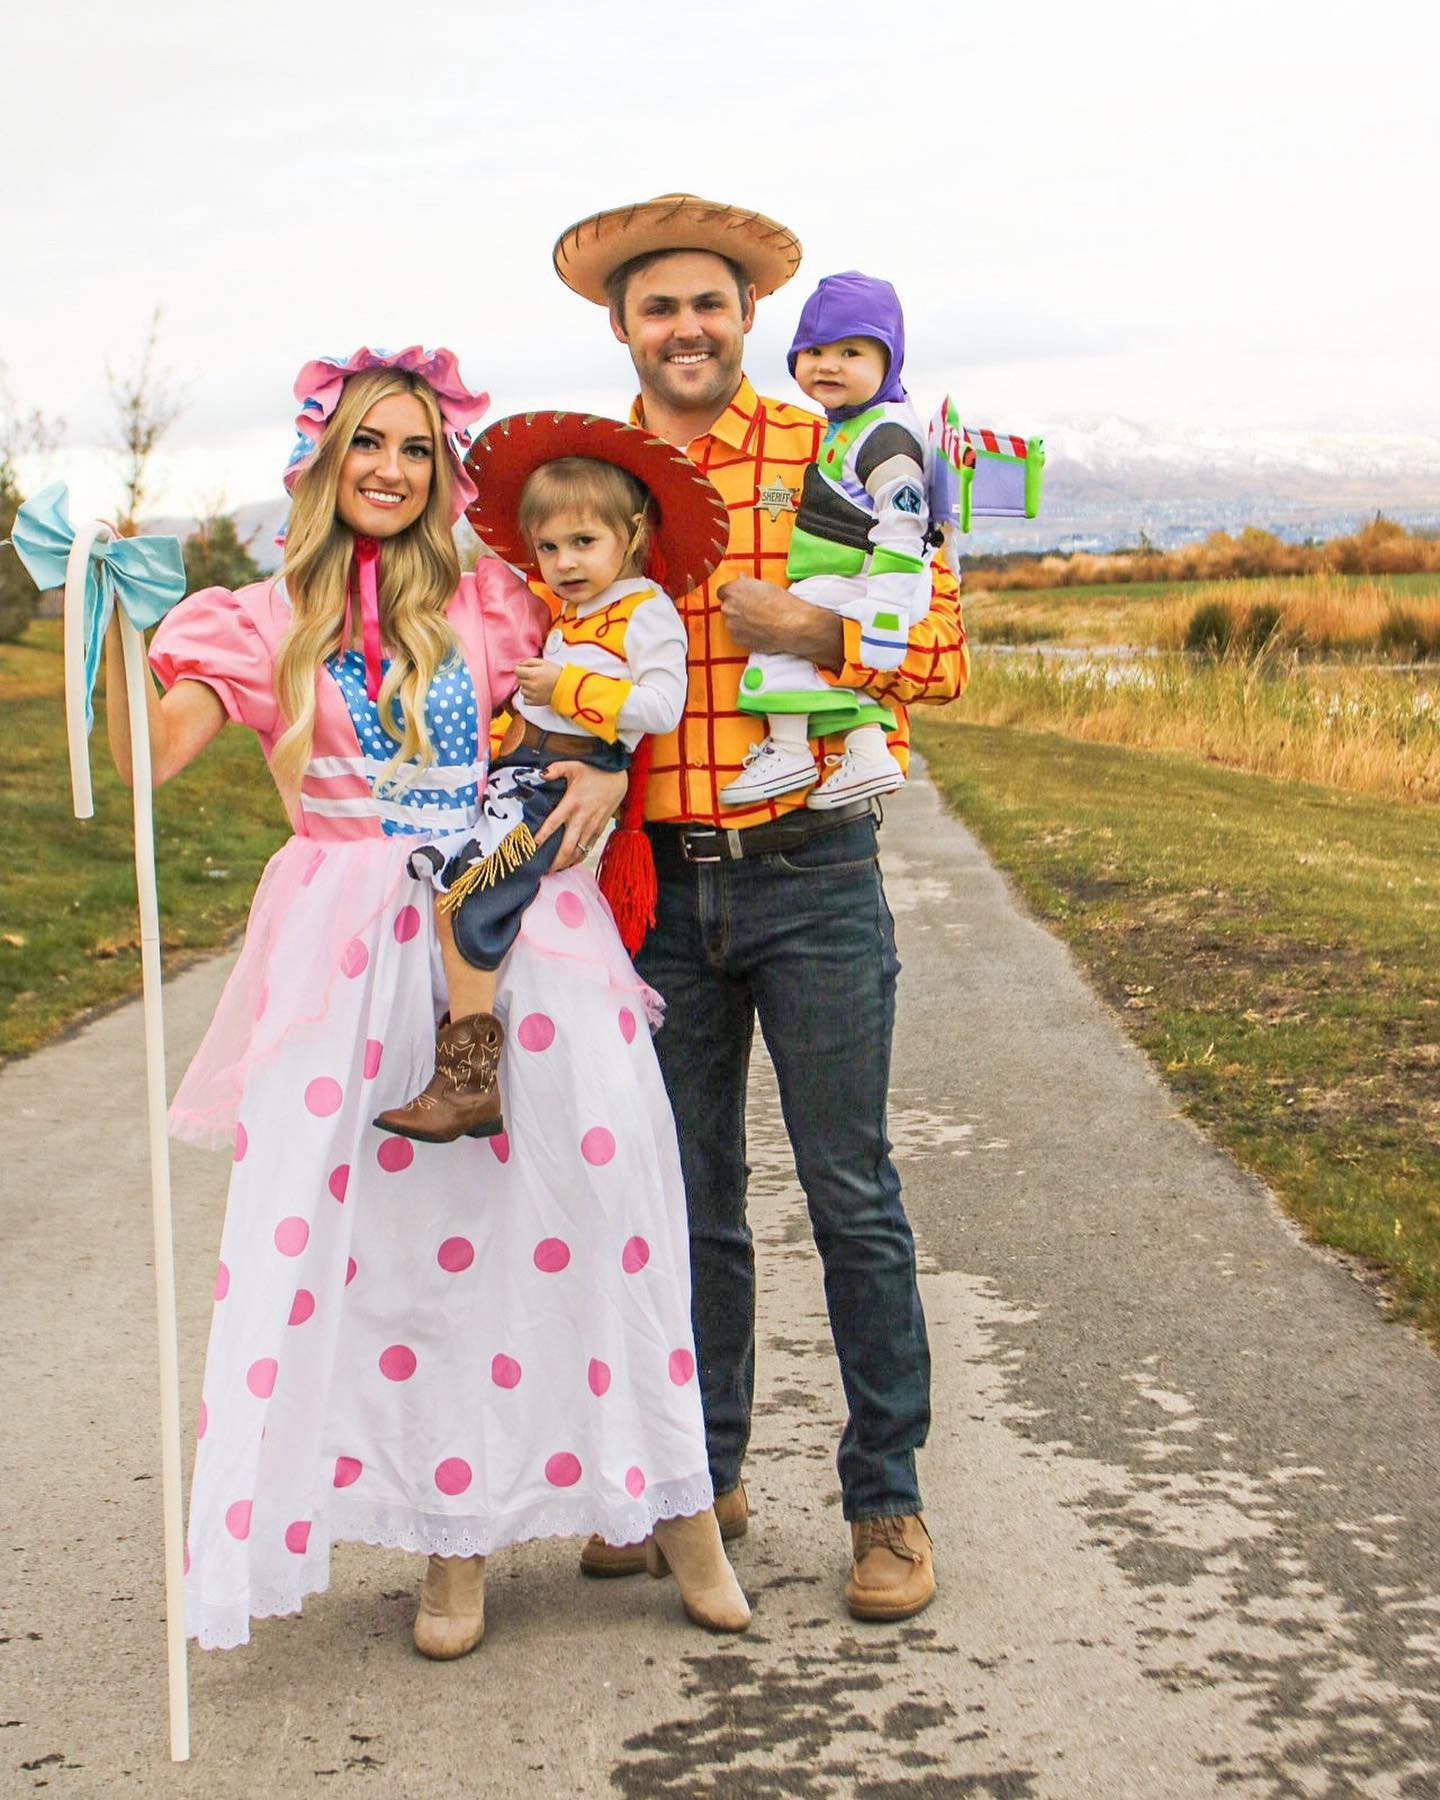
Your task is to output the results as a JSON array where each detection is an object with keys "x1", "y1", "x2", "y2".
[{"x1": 737, "y1": 272, "x2": 932, "y2": 734}]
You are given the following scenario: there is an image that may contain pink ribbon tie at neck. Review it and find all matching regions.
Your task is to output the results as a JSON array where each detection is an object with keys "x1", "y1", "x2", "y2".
[{"x1": 351, "y1": 536, "x2": 384, "y2": 701}]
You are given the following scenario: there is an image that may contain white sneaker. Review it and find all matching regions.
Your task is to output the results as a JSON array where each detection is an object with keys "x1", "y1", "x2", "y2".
[
  {"x1": 806, "y1": 747, "x2": 906, "y2": 809},
  {"x1": 719, "y1": 738, "x2": 819, "y2": 804}
]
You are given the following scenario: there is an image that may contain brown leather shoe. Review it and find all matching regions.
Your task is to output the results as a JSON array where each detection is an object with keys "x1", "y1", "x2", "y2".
[
  {"x1": 844, "y1": 1514, "x2": 934, "y2": 1622},
  {"x1": 579, "y1": 1481, "x2": 749, "y2": 1579},
  {"x1": 373, "y1": 1012, "x2": 505, "y2": 1143}
]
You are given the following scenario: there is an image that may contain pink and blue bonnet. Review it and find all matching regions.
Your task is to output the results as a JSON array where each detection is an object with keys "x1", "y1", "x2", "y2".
[{"x1": 282, "y1": 345, "x2": 490, "y2": 522}]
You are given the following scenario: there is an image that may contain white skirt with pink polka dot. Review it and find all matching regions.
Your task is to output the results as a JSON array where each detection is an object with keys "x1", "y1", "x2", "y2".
[{"x1": 178, "y1": 836, "x2": 710, "y2": 1651}]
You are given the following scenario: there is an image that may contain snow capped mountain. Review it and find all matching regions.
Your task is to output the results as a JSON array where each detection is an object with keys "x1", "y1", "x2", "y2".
[
  {"x1": 1041, "y1": 414, "x2": 1440, "y2": 481},
  {"x1": 142, "y1": 418, "x2": 1439, "y2": 565},
  {"x1": 986, "y1": 415, "x2": 1440, "y2": 552}
]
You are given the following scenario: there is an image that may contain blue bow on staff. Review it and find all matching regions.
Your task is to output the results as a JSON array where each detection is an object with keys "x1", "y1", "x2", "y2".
[
  {"x1": 4, "y1": 478, "x2": 192, "y2": 1760},
  {"x1": 8, "y1": 481, "x2": 186, "y2": 819},
  {"x1": 10, "y1": 478, "x2": 186, "y2": 724}
]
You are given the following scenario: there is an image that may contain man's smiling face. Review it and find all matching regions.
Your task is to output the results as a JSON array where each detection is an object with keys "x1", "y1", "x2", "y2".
[{"x1": 610, "y1": 250, "x2": 756, "y2": 419}]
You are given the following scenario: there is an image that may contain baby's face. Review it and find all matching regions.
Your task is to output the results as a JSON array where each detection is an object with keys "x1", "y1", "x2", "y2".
[{"x1": 793, "y1": 336, "x2": 888, "y2": 411}]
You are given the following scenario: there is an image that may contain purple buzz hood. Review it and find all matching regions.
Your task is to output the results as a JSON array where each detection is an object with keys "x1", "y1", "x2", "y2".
[{"x1": 786, "y1": 271, "x2": 909, "y2": 418}]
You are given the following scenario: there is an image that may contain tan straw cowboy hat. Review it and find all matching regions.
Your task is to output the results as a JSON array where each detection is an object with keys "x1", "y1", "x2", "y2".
[{"x1": 553, "y1": 192, "x2": 803, "y2": 306}]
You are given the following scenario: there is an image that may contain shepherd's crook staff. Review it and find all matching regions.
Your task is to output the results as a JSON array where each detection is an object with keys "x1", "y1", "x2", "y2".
[{"x1": 8, "y1": 484, "x2": 191, "y2": 1762}]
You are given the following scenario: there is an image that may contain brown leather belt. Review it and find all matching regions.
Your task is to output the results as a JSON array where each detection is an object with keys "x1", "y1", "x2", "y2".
[
  {"x1": 516, "y1": 719, "x2": 600, "y2": 757},
  {"x1": 650, "y1": 798, "x2": 878, "y2": 865}
]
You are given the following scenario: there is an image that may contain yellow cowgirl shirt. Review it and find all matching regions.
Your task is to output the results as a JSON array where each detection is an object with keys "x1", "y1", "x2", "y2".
[{"x1": 517, "y1": 576, "x2": 687, "y2": 750}]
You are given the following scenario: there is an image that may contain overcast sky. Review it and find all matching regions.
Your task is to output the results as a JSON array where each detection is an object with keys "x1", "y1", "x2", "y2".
[{"x1": 6, "y1": 0, "x2": 1436, "y2": 519}]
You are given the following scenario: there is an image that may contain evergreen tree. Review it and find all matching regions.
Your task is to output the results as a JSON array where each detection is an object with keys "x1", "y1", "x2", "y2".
[
  {"x1": 182, "y1": 513, "x2": 265, "y2": 591},
  {"x1": 0, "y1": 463, "x2": 35, "y2": 643}
]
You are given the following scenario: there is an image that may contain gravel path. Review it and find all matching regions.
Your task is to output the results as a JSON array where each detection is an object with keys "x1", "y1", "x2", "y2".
[{"x1": 4, "y1": 770, "x2": 1437, "y2": 1797}]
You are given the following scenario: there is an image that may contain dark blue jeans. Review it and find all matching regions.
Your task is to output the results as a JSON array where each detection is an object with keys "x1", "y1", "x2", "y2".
[{"x1": 637, "y1": 814, "x2": 930, "y2": 1520}]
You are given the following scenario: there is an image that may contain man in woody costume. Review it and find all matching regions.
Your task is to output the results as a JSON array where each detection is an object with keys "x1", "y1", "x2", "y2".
[{"x1": 551, "y1": 194, "x2": 969, "y2": 1620}]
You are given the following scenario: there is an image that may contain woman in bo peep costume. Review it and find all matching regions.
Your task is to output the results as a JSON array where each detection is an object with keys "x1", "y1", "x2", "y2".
[{"x1": 131, "y1": 346, "x2": 748, "y2": 1662}]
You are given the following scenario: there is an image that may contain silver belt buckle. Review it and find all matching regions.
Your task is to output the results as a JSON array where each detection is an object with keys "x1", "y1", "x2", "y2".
[{"x1": 680, "y1": 826, "x2": 725, "y2": 864}]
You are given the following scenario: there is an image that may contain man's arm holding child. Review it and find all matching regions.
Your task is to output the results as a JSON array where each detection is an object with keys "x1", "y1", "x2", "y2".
[{"x1": 718, "y1": 562, "x2": 970, "y2": 707}]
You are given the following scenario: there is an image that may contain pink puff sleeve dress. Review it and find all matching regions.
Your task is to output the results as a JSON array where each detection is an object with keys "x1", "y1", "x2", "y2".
[{"x1": 149, "y1": 563, "x2": 711, "y2": 1651}]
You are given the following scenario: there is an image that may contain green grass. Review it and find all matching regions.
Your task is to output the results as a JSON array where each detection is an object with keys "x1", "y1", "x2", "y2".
[
  {"x1": 916, "y1": 717, "x2": 1440, "y2": 1342},
  {"x1": 0, "y1": 622, "x2": 290, "y2": 1058}
]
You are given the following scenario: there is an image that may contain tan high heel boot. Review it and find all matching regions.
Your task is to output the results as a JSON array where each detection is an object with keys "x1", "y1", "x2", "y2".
[
  {"x1": 373, "y1": 1012, "x2": 505, "y2": 1143},
  {"x1": 647, "y1": 1509, "x2": 751, "y2": 1633},
  {"x1": 412, "y1": 1553, "x2": 486, "y2": 1659}
]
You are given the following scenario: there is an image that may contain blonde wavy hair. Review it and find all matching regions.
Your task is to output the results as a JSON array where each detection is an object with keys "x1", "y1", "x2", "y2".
[{"x1": 271, "y1": 368, "x2": 462, "y2": 795}]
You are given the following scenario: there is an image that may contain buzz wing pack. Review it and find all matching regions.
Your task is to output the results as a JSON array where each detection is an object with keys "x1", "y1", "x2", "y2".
[{"x1": 926, "y1": 397, "x2": 1045, "y2": 571}]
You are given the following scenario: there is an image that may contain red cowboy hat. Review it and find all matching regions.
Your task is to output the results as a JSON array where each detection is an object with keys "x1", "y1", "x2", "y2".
[{"x1": 463, "y1": 412, "x2": 730, "y2": 597}]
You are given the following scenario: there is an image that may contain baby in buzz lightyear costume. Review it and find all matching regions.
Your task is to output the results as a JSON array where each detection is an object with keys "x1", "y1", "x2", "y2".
[{"x1": 720, "y1": 271, "x2": 933, "y2": 809}]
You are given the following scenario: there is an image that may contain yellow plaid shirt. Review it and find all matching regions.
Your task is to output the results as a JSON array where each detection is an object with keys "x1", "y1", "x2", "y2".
[{"x1": 629, "y1": 377, "x2": 971, "y2": 826}]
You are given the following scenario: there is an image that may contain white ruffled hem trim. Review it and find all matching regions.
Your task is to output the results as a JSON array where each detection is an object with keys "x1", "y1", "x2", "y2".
[{"x1": 185, "y1": 1469, "x2": 715, "y2": 1649}]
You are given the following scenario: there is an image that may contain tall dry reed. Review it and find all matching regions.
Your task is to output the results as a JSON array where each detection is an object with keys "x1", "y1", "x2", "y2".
[{"x1": 952, "y1": 652, "x2": 1440, "y2": 803}]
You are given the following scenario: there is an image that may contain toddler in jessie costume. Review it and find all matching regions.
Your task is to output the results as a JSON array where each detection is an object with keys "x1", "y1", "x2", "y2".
[
  {"x1": 373, "y1": 412, "x2": 729, "y2": 1145},
  {"x1": 720, "y1": 271, "x2": 932, "y2": 810}
]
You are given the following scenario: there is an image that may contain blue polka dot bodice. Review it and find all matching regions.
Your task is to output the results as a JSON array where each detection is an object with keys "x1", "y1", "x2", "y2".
[{"x1": 325, "y1": 652, "x2": 482, "y2": 836}]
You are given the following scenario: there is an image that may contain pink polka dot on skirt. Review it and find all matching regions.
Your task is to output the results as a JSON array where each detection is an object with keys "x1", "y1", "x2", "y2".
[
  {"x1": 377, "y1": 1136, "x2": 414, "y2": 1174},
  {"x1": 491, "y1": 1353, "x2": 522, "y2": 1389},
  {"x1": 437, "y1": 1236, "x2": 475, "y2": 1273},
  {"x1": 621, "y1": 1237, "x2": 650, "y2": 1274},
  {"x1": 581, "y1": 1126, "x2": 615, "y2": 1166},
  {"x1": 588, "y1": 1358, "x2": 611, "y2": 1397},
  {"x1": 625, "y1": 1466, "x2": 647, "y2": 1498},
  {"x1": 533, "y1": 1238, "x2": 570, "y2": 1273},
  {"x1": 274, "y1": 1217, "x2": 309, "y2": 1257},
  {"x1": 333, "y1": 1456, "x2": 363, "y2": 1488},
  {"x1": 517, "y1": 1012, "x2": 556, "y2": 1053},
  {"x1": 545, "y1": 1451, "x2": 582, "y2": 1488},
  {"x1": 225, "y1": 1499, "x2": 252, "y2": 1540},
  {"x1": 288, "y1": 1288, "x2": 316, "y2": 1326},
  {"x1": 304, "y1": 1076, "x2": 342, "y2": 1117},
  {"x1": 378, "y1": 1344, "x2": 417, "y2": 1382},
  {"x1": 668, "y1": 1348, "x2": 696, "y2": 1386},
  {"x1": 246, "y1": 1357, "x2": 278, "y2": 1398},
  {"x1": 284, "y1": 1520, "x2": 311, "y2": 1555},
  {"x1": 435, "y1": 1457, "x2": 472, "y2": 1497}
]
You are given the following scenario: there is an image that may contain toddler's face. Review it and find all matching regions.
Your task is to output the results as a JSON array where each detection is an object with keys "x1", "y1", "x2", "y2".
[
  {"x1": 793, "y1": 336, "x2": 888, "y2": 412},
  {"x1": 530, "y1": 509, "x2": 636, "y2": 607}
]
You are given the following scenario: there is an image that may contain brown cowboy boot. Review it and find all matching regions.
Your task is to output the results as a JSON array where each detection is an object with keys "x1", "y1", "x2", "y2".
[{"x1": 373, "y1": 1012, "x2": 505, "y2": 1143}]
